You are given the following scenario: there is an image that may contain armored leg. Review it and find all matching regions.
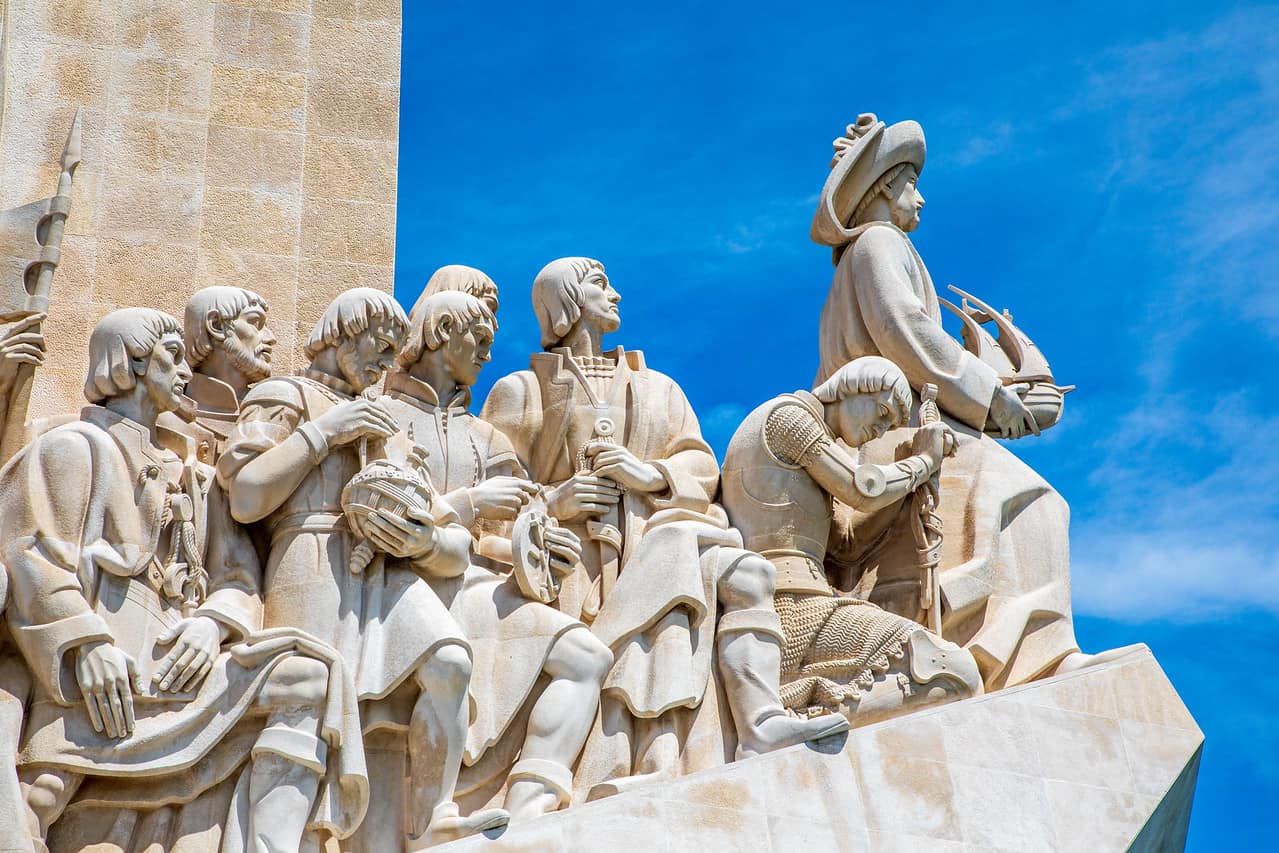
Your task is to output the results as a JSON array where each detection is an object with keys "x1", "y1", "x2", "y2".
[{"x1": 716, "y1": 553, "x2": 849, "y2": 758}]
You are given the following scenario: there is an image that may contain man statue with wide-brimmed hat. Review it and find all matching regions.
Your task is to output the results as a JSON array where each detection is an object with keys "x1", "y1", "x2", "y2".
[{"x1": 810, "y1": 114, "x2": 1127, "y2": 691}]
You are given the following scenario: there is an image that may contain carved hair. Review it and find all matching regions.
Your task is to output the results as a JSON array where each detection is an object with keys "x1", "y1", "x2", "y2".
[
  {"x1": 183, "y1": 286, "x2": 270, "y2": 369},
  {"x1": 84, "y1": 307, "x2": 184, "y2": 403},
  {"x1": 852, "y1": 162, "x2": 908, "y2": 226},
  {"x1": 421, "y1": 264, "x2": 500, "y2": 319},
  {"x1": 305, "y1": 288, "x2": 408, "y2": 358},
  {"x1": 398, "y1": 291, "x2": 494, "y2": 369},
  {"x1": 532, "y1": 257, "x2": 605, "y2": 349},
  {"x1": 812, "y1": 356, "x2": 912, "y2": 425}
]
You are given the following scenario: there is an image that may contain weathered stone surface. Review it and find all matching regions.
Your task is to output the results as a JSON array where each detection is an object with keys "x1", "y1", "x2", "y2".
[
  {"x1": 433, "y1": 647, "x2": 1201, "y2": 852},
  {"x1": 0, "y1": 0, "x2": 401, "y2": 423}
]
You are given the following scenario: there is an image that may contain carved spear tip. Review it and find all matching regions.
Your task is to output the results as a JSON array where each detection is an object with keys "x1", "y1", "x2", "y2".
[{"x1": 61, "y1": 107, "x2": 83, "y2": 172}]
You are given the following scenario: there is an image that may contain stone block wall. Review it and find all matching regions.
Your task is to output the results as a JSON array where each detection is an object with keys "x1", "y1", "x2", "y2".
[{"x1": 0, "y1": 0, "x2": 401, "y2": 421}]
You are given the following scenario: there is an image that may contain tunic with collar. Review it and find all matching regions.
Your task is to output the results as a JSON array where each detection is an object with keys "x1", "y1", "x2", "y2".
[
  {"x1": 481, "y1": 347, "x2": 748, "y2": 719},
  {"x1": 816, "y1": 222, "x2": 1078, "y2": 689},
  {"x1": 219, "y1": 373, "x2": 469, "y2": 709},
  {"x1": 0, "y1": 406, "x2": 367, "y2": 843},
  {"x1": 381, "y1": 372, "x2": 588, "y2": 767}
]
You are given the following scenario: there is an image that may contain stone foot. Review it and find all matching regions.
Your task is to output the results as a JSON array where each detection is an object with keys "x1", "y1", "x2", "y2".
[
  {"x1": 585, "y1": 770, "x2": 671, "y2": 802},
  {"x1": 737, "y1": 712, "x2": 850, "y2": 760},
  {"x1": 407, "y1": 802, "x2": 510, "y2": 849},
  {"x1": 1053, "y1": 643, "x2": 1148, "y2": 677}
]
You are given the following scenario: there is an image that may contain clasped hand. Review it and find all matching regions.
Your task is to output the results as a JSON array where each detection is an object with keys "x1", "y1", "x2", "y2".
[
  {"x1": 363, "y1": 505, "x2": 437, "y2": 559},
  {"x1": 546, "y1": 444, "x2": 664, "y2": 522},
  {"x1": 911, "y1": 422, "x2": 956, "y2": 471},
  {"x1": 469, "y1": 476, "x2": 539, "y2": 521},
  {"x1": 543, "y1": 525, "x2": 583, "y2": 579},
  {"x1": 312, "y1": 397, "x2": 397, "y2": 447},
  {"x1": 988, "y1": 383, "x2": 1040, "y2": 440}
]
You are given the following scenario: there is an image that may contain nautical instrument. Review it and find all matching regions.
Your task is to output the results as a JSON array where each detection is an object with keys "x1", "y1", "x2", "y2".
[
  {"x1": 342, "y1": 425, "x2": 436, "y2": 574},
  {"x1": 511, "y1": 488, "x2": 564, "y2": 604}
]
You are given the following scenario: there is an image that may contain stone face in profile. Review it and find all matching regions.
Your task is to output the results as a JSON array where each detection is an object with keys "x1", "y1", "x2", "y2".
[
  {"x1": 180, "y1": 286, "x2": 278, "y2": 463},
  {"x1": 2, "y1": 308, "x2": 361, "y2": 853},
  {"x1": 811, "y1": 114, "x2": 1087, "y2": 690},
  {"x1": 722, "y1": 356, "x2": 982, "y2": 723},
  {"x1": 481, "y1": 257, "x2": 848, "y2": 802}
]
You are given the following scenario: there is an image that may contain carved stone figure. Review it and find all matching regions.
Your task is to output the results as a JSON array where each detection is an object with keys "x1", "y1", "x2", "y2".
[
  {"x1": 0, "y1": 308, "x2": 364, "y2": 853},
  {"x1": 810, "y1": 114, "x2": 1112, "y2": 689},
  {"x1": 218, "y1": 289, "x2": 509, "y2": 847},
  {"x1": 481, "y1": 258, "x2": 848, "y2": 800},
  {"x1": 180, "y1": 287, "x2": 277, "y2": 464},
  {"x1": 382, "y1": 286, "x2": 612, "y2": 822},
  {"x1": 722, "y1": 357, "x2": 982, "y2": 723}
]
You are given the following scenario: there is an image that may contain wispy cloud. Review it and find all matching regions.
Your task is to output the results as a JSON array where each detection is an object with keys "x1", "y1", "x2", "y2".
[{"x1": 1050, "y1": 7, "x2": 1279, "y2": 621}]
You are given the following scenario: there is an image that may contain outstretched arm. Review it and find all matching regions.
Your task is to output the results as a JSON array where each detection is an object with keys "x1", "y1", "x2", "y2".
[{"x1": 764, "y1": 402, "x2": 944, "y2": 513}]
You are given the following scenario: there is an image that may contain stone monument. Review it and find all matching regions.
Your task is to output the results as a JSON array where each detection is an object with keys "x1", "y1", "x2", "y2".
[{"x1": 0, "y1": 4, "x2": 1201, "y2": 849}]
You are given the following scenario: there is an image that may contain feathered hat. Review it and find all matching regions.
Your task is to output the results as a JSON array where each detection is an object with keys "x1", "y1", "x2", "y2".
[{"x1": 810, "y1": 113, "x2": 926, "y2": 248}]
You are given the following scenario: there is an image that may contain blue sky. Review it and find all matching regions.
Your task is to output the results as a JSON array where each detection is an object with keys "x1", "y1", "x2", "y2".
[{"x1": 393, "y1": 3, "x2": 1278, "y2": 846}]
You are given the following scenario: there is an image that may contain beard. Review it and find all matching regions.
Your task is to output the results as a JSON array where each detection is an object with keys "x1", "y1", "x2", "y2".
[{"x1": 224, "y1": 336, "x2": 272, "y2": 383}]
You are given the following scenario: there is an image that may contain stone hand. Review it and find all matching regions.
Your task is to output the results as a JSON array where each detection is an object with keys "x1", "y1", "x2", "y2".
[
  {"x1": 75, "y1": 640, "x2": 142, "y2": 739},
  {"x1": 586, "y1": 445, "x2": 666, "y2": 493},
  {"x1": 543, "y1": 525, "x2": 582, "y2": 578},
  {"x1": 364, "y1": 505, "x2": 436, "y2": 559},
  {"x1": 312, "y1": 397, "x2": 397, "y2": 447},
  {"x1": 155, "y1": 615, "x2": 226, "y2": 694},
  {"x1": 0, "y1": 312, "x2": 47, "y2": 391},
  {"x1": 546, "y1": 475, "x2": 622, "y2": 521},
  {"x1": 987, "y1": 383, "x2": 1040, "y2": 440},
  {"x1": 469, "y1": 476, "x2": 539, "y2": 521},
  {"x1": 910, "y1": 422, "x2": 953, "y2": 472}
]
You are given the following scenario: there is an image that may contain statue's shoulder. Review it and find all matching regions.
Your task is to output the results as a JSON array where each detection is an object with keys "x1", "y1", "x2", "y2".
[
  {"x1": 852, "y1": 222, "x2": 910, "y2": 256},
  {"x1": 6, "y1": 419, "x2": 105, "y2": 477},
  {"x1": 487, "y1": 368, "x2": 539, "y2": 400}
]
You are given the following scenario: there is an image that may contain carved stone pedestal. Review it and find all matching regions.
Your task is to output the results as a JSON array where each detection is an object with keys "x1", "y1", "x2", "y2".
[{"x1": 435, "y1": 646, "x2": 1200, "y2": 851}]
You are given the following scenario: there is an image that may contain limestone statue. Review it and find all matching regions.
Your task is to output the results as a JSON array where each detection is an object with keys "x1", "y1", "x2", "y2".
[
  {"x1": 180, "y1": 286, "x2": 277, "y2": 464},
  {"x1": 480, "y1": 257, "x2": 848, "y2": 801},
  {"x1": 218, "y1": 289, "x2": 510, "y2": 848},
  {"x1": 0, "y1": 308, "x2": 366, "y2": 853},
  {"x1": 809, "y1": 114, "x2": 1123, "y2": 690},
  {"x1": 722, "y1": 356, "x2": 983, "y2": 724},
  {"x1": 381, "y1": 283, "x2": 612, "y2": 822}
]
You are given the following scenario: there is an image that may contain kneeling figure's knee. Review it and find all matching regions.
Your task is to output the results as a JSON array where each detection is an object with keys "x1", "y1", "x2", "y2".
[
  {"x1": 264, "y1": 656, "x2": 329, "y2": 710},
  {"x1": 719, "y1": 553, "x2": 777, "y2": 610}
]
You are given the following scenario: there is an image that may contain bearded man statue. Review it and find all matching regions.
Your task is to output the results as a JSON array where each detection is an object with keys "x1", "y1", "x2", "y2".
[{"x1": 181, "y1": 287, "x2": 276, "y2": 464}]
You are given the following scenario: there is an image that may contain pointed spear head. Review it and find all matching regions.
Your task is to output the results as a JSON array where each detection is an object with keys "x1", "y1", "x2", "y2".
[{"x1": 60, "y1": 108, "x2": 83, "y2": 180}]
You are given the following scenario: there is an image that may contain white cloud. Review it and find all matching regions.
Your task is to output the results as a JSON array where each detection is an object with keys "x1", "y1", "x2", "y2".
[{"x1": 1055, "y1": 7, "x2": 1279, "y2": 621}]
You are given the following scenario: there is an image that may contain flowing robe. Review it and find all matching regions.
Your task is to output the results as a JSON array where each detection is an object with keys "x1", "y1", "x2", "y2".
[
  {"x1": 816, "y1": 222, "x2": 1078, "y2": 688},
  {"x1": 381, "y1": 373, "x2": 590, "y2": 804},
  {"x1": 481, "y1": 347, "x2": 747, "y2": 791},
  {"x1": 0, "y1": 406, "x2": 366, "y2": 851}
]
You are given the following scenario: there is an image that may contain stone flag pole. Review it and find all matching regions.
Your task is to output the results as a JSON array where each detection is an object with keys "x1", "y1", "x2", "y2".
[{"x1": 0, "y1": 0, "x2": 403, "y2": 425}]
